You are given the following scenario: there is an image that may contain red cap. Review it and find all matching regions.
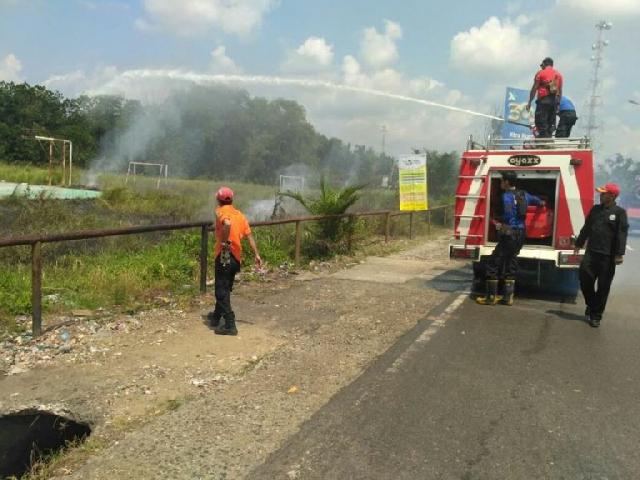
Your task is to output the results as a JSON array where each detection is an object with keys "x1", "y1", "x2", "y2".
[
  {"x1": 596, "y1": 183, "x2": 620, "y2": 197},
  {"x1": 216, "y1": 186, "x2": 234, "y2": 202}
]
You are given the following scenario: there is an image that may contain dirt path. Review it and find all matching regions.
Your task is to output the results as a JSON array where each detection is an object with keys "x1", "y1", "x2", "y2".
[{"x1": 1, "y1": 236, "x2": 455, "y2": 479}]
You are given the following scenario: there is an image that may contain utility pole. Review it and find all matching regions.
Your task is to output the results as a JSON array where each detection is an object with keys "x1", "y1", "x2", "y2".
[
  {"x1": 381, "y1": 125, "x2": 387, "y2": 155},
  {"x1": 585, "y1": 20, "x2": 612, "y2": 142}
]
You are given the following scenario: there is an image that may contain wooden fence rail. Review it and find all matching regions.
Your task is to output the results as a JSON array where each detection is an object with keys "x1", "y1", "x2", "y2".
[{"x1": 0, "y1": 205, "x2": 452, "y2": 336}]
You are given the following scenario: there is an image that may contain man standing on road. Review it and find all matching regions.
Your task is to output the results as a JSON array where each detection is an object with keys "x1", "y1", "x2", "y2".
[
  {"x1": 574, "y1": 183, "x2": 628, "y2": 328},
  {"x1": 527, "y1": 57, "x2": 563, "y2": 139},
  {"x1": 556, "y1": 96, "x2": 578, "y2": 138},
  {"x1": 209, "y1": 186, "x2": 262, "y2": 336},
  {"x1": 477, "y1": 171, "x2": 544, "y2": 306}
]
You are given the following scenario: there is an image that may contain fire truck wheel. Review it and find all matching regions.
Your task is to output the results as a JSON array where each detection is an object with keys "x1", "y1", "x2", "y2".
[{"x1": 472, "y1": 260, "x2": 486, "y2": 296}]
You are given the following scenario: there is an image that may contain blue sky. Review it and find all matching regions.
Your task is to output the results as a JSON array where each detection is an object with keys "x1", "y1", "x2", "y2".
[{"x1": 1, "y1": 0, "x2": 640, "y2": 160}]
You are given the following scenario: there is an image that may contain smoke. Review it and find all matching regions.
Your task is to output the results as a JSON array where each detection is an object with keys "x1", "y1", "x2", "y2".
[{"x1": 86, "y1": 104, "x2": 182, "y2": 185}]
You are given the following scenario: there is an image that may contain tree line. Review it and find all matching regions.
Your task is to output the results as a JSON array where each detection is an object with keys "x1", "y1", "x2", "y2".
[{"x1": 0, "y1": 81, "x2": 458, "y2": 197}]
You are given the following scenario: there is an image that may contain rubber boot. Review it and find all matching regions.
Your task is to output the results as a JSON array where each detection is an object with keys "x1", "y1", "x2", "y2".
[
  {"x1": 476, "y1": 279, "x2": 501, "y2": 305},
  {"x1": 215, "y1": 313, "x2": 238, "y2": 336},
  {"x1": 501, "y1": 279, "x2": 515, "y2": 306},
  {"x1": 207, "y1": 310, "x2": 221, "y2": 328}
]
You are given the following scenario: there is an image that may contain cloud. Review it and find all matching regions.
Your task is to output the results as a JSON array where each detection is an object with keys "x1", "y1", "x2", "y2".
[
  {"x1": 282, "y1": 37, "x2": 334, "y2": 73},
  {"x1": 0, "y1": 53, "x2": 23, "y2": 82},
  {"x1": 210, "y1": 46, "x2": 241, "y2": 73},
  {"x1": 136, "y1": 0, "x2": 277, "y2": 37},
  {"x1": 360, "y1": 20, "x2": 402, "y2": 69},
  {"x1": 556, "y1": 0, "x2": 640, "y2": 17},
  {"x1": 450, "y1": 17, "x2": 548, "y2": 76}
]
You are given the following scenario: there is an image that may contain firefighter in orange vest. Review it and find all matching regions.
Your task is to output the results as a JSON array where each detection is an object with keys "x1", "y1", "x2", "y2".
[
  {"x1": 208, "y1": 187, "x2": 262, "y2": 335},
  {"x1": 477, "y1": 171, "x2": 543, "y2": 306}
]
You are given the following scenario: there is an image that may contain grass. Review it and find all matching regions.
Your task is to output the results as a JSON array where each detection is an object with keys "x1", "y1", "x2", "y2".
[{"x1": 0, "y1": 161, "x2": 452, "y2": 335}]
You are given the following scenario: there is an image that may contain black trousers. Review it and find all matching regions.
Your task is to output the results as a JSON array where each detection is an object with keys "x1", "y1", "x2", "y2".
[
  {"x1": 556, "y1": 110, "x2": 577, "y2": 138},
  {"x1": 579, "y1": 251, "x2": 616, "y2": 320},
  {"x1": 213, "y1": 253, "x2": 241, "y2": 323},
  {"x1": 486, "y1": 230, "x2": 524, "y2": 280},
  {"x1": 535, "y1": 96, "x2": 557, "y2": 138}
]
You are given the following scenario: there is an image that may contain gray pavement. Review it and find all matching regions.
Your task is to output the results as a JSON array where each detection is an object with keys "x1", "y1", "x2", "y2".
[{"x1": 250, "y1": 238, "x2": 640, "y2": 480}]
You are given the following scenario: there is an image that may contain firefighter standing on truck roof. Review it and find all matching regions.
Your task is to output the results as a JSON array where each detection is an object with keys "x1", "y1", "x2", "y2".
[
  {"x1": 477, "y1": 171, "x2": 544, "y2": 306},
  {"x1": 208, "y1": 187, "x2": 262, "y2": 336},
  {"x1": 574, "y1": 182, "x2": 628, "y2": 328},
  {"x1": 526, "y1": 57, "x2": 563, "y2": 139}
]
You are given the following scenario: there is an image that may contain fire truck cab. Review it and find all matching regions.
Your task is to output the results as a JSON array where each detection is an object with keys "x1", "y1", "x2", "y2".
[{"x1": 449, "y1": 136, "x2": 594, "y2": 294}]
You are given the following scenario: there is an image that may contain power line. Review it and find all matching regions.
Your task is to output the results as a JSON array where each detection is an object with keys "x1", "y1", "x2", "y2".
[{"x1": 585, "y1": 20, "x2": 613, "y2": 142}]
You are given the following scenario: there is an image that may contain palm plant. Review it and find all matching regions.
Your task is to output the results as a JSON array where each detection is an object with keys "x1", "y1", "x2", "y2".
[{"x1": 283, "y1": 177, "x2": 366, "y2": 254}]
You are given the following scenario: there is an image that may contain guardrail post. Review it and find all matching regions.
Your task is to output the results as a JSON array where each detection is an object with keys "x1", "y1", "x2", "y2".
[
  {"x1": 409, "y1": 212, "x2": 414, "y2": 240},
  {"x1": 427, "y1": 210, "x2": 432, "y2": 236},
  {"x1": 384, "y1": 212, "x2": 391, "y2": 243},
  {"x1": 199, "y1": 225, "x2": 208, "y2": 294},
  {"x1": 31, "y1": 242, "x2": 42, "y2": 337},
  {"x1": 347, "y1": 215, "x2": 355, "y2": 251},
  {"x1": 295, "y1": 220, "x2": 302, "y2": 265}
]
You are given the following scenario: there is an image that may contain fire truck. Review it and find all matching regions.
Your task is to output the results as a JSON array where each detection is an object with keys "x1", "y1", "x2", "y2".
[{"x1": 449, "y1": 136, "x2": 594, "y2": 294}]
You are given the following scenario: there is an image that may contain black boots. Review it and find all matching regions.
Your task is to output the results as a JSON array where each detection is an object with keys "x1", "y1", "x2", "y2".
[
  {"x1": 476, "y1": 279, "x2": 501, "y2": 305},
  {"x1": 207, "y1": 310, "x2": 221, "y2": 328},
  {"x1": 501, "y1": 279, "x2": 515, "y2": 306},
  {"x1": 215, "y1": 314, "x2": 238, "y2": 336}
]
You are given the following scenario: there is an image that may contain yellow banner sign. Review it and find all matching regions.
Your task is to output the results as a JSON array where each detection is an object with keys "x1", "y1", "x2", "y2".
[{"x1": 398, "y1": 154, "x2": 428, "y2": 211}]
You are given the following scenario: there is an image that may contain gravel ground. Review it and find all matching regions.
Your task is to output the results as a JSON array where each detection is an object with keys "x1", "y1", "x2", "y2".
[{"x1": 1, "y1": 236, "x2": 452, "y2": 479}]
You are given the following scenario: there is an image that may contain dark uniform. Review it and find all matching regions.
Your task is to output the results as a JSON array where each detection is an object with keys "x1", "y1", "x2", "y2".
[
  {"x1": 575, "y1": 203, "x2": 628, "y2": 325},
  {"x1": 478, "y1": 178, "x2": 542, "y2": 306}
]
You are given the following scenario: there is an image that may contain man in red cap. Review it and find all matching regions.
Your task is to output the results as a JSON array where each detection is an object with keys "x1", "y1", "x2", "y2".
[
  {"x1": 209, "y1": 186, "x2": 262, "y2": 335},
  {"x1": 574, "y1": 182, "x2": 629, "y2": 327}
]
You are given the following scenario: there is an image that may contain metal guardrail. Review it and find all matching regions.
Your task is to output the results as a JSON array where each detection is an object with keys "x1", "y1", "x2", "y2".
[
  {"x1": 466, "y1": 134, "x2": 591, "y2": 151},
  {"x1": 0, "y1": 205, "x2": 452, "y2": 336}
]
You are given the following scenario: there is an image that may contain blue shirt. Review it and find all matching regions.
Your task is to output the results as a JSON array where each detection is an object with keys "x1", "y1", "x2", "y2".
[
  {"x1": 558, "y1": 96, "x2": 575, "y2": 112},
  {"x1": 500, "y1": 190, "x2": 542, "y2": 230}
]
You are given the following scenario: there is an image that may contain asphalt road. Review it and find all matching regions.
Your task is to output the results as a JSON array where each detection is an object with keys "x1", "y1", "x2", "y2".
[{"x1": 250, "y1": 239, "x2": 640, "y2": 480}]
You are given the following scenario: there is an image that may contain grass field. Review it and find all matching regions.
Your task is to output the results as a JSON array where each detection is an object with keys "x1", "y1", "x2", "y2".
[{"x1": 0, "y1": 162, "x2": 450, "y2": 335}]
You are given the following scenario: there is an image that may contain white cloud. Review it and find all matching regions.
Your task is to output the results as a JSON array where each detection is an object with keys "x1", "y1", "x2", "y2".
[
  {"x1": 360, "y1": 20, "x2": 402, "y2": 69},
  {"x1": 137, "y1": 0, "x2": 277, "y2": 37},
  {"x1": 210, "y1": 46, "x2": 241, "y2": 73},
  {"x1": 0, "y1": 53, "x2": 23, "y2": 82},
  {"x1": 556, "y1": 0, "x2": 640, "y2": 17},
  {"x1": 450, "y1": 17, "x2": 549, "y2": 76},
  {"x1": 282, "y1": 37, "x2": 334, "y2": 73}
]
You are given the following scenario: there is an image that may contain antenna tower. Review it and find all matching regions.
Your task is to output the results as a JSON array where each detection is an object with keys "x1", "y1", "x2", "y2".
[{"x1": 585, "y1": 20, "x2": 612, "y2": 141}]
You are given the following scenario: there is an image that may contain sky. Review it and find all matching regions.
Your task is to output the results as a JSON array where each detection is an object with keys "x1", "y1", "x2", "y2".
[{"x1": 1, "y1": 0, "x2": 640, "y2": 162}]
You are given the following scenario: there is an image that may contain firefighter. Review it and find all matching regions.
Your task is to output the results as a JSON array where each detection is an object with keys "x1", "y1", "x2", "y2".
[
  {"x1": 574, "y1": 183, "x2": 628, "y2": 328},
  {"x1": 555, "y1": 96, "x2": 578, "y2": 138},
  {"x1": 208, "y1": 187, "x2": 262, "y2": 335},
  {"x1": 526, "y1": 57, "x2": 563, "y2": 139},
  {"x1": 477, "y1": 171, "x2": 544, "y2": 306}
]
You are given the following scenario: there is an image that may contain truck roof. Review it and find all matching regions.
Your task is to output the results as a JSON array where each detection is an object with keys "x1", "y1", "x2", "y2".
[{"x1": 466, "y1": 135, "x2": 592, "y2": 152}]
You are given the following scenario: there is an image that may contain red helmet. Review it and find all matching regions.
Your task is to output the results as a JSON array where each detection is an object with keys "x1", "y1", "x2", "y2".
[{"x1": 216, "y1": 186, "x2": 234, "y2": 203}]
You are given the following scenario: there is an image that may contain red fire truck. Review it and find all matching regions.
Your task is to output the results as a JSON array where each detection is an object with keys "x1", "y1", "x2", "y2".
[{"x1": 449, "y1": 136, "x2": 594, "y2": 293}]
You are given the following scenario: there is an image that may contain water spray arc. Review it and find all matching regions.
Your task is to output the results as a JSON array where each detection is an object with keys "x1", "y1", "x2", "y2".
[{"x1": 114, "y1": 70, "x2": 504, "y2": 122}]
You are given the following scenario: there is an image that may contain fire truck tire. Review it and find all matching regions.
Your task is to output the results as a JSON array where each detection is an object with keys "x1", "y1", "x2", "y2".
[{"x1": 472, "y1": 260, "x2": 487, "y2": 296}]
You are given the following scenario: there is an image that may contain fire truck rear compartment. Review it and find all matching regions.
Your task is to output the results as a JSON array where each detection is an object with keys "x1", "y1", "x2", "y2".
[{"x1": 488, "y1": 173, "x2": 558, "y2": 247}]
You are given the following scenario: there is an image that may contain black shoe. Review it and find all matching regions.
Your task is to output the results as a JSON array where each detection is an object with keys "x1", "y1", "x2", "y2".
[
  {"x1": 207, "y1": 311, "x2": 221, "y2": 328},
  {"x1": 589, "y1": 316, "x2": 601, "y2": 328},
  {"x1": 214, "y1": 325, "x2": 238, "y2": 336},
  {"x1": 584, "y1": 306, "x2": 591, "y2": 324}
]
